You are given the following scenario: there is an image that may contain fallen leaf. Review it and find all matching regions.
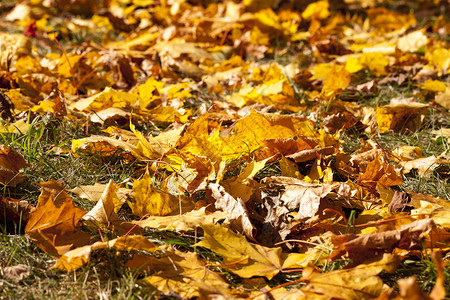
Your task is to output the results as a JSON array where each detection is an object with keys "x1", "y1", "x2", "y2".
[
  {"x1": 301, "y1": 253, "x2": 398, "y2": 299},
  {"x1": 81, "y1": 180, "x2": 135, "y2": 234},
  {"x1": 54, "y1": 235, "x2": 159, "y2": 272},
  {"x1": 132, "y1": 207, "x2": 229, "y2": 231},
  {"x1": 0, "y1": 197, "x2": 33, "y2": 231},
  {"x1": 375, "y1": 102, "x2": 428, "y2": 133},
  {"x1": 69, "y1": 182, "x2": 128, "y2": 213},
  {"x1": 330, "y1": 219, "x2": 437, "y2": 261},
  {"x1": 262, "y1": 176, "x2": 333, "y2": 220},
  {"x1": 388, "y1": 191, "x2": 412, "y2": 212},
  {"x1": 196, "y1": 223, "x2": 283, "y2": 279},
  {"x1": 129, "y1": 168, "x2": 184, "y2": 217},
  {"x1": 127, "y1": 248, "x2": 229, "y2": 299},
  {"x1": 358, "y1": 156, "x2": 403, "y2": 188},
  {"x1": 25, "y1": 181, "x2": 90, "y2": 255},
  {"x1": 209, "y1": 182, "x2": 255, "y2": 240},
  {"x1": 0, "y1": 145, "x2": 29, "y2": 186},
  {"x1": 0, "y1": 264, "x2": 29, "y2": 281}
]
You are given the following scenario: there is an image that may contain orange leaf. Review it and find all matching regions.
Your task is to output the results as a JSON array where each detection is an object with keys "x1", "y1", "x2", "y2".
[{"x1": 25, "y1": 181, "x2": 90, "y2": 255}]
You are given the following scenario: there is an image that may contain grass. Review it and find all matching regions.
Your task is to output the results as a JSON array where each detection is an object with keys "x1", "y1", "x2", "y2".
[
  {"x1": 1, "y1": 90, "x2": 448, "y2": 298},
  {"x1": 0, "y1": 1, "x2": 449, "y2": 299}
]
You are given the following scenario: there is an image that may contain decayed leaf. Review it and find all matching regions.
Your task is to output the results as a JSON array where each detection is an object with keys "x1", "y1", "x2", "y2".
[
  {"x1": 0, "y1": 145, "x2": 28, "y2": 186},
  {"x1": 0, "y1": 197, "x2": 33, "y2": 230},
  {"x1": 0, "y1": 264, "x2": 30, "y2": 282},
  {"x1": 301, "y1": 253, "x2": 398, "y2": 300},
  {"x1": 25, "y1": 181, "x2": 90, "y2": 255},
  {"x1": 209, "y1": 182, "x2": 255, "y2": 240},
  {"x1": 388, "y1": 190, "x2": 412, "y2": 213},
  {"x1": 330, "y1": 219, "x2": 437, "y2": 261},
  {"x1": 127, "y1": 248, "x2": 229, "y2": 299},
  {"x1": 262, "y1": 176, "x2": 333, "y2": 220},
  {"x1": 54, "y1": 235, "x2": 159, "y2": 272}
]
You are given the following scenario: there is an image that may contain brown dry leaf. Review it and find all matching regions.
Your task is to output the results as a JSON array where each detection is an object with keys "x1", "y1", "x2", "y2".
[
  {"x1": 263, "y1": 136, "x2": 317, "y2": 157},
  {"x1": 262, "y1": 176, "x2": 333, "y2": 220},
  {"x1": 286, "y1": 146, "x2": 335, "y2": 163},
  {"x1": 301, "y1": 253, "x2": 398, "y2": 300},
  {"x1": 0, "y1": 264, "x2": 29, "y2": 281},
  {"x1": 330, "y1": 219, "x2": 437, "y2": 261},
  {"x1": 349, "y1": 140, "x2": 386, "y2": 173},
  {"x1": 0, "y1": 145, "x2": 28, "y2": 186},
  {"x1": 388, "y1": 191, "x2": 412, "y2": 213},
  {"x1": 25, "y1": 181, "x2": 90, "y2": 255},
  {"x1": 0, "y1": 197, "x2": 33, "y2": 230},
  {"x1": 358, "y1": 156, "x2": 403, "y2": 188},
  {"x1": 0, "y1": 170, "x2": 26, "y2": 187},
  {"x1": 209, "y1": 182, "x2": 255, "y2": 240},
  {"x1": 54, "y1": 235, "x2": 159, "y2": 272}
]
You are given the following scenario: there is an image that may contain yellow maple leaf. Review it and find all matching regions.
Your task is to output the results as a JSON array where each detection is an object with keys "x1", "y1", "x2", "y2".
[
  {"x1": 301, "y1": 254, "x2": 398, "y2": 299},
  {"x1": 137, "y1": 77, "x2": 164, "y2": 110},
  {"x1": 302, "y1": 0, "x2": 329, "y2": 20},
  {"x1": 127, "y1": 248, "x2": 229, "y2": 299},
  {"x1": 322, "y1": 64, "x2": 352, "y2": 92},
  {"x1": 420, "y1": 80, "x2": 447, "y2": 92},
  {"x1": 129, "y1": 168, "x2": 180, "y2": 217},
  {"x1": 375, "y1": 103, "x2": 428, "y2": 133},
  {"x1": 426, "y1": 47, "x2": 450, "y2": 76}
]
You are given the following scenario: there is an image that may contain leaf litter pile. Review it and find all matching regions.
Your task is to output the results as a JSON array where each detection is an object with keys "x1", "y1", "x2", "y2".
[{"x1": 0, "y1": 0, "x2": 450, "y2": 298}]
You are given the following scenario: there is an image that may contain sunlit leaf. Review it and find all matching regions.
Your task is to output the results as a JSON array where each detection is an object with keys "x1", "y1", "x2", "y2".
[{"x1": 25, "y1": 181, "x2": 90, "y2": 255}]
